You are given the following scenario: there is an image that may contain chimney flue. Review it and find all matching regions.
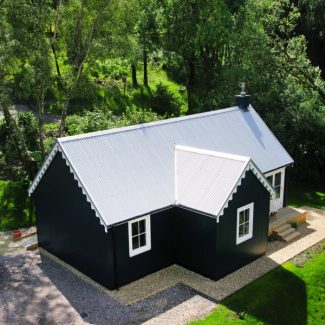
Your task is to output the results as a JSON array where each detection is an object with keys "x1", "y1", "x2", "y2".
[{"x1": 235, "y1": 83, "x2": 251, "y2": 111}]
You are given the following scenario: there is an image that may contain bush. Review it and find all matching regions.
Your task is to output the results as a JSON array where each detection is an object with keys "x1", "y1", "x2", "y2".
[
  {"x1": 0, "y1": 180, "x2": 35, "y2": 231},
  {"x1": 150, "y1": 83, "x2": 181, "y2": 117}
]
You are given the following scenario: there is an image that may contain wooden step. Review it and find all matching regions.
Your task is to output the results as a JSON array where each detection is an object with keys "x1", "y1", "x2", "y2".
[
  {"x1": 283, "y1": 231, "x2": 300, "y2": 242},
  {"x1": 273, "y1": 223, "x2": 291, "y2": 234},
  {"x1": 278, "y1": 227, "x2": 295, "y2": 238}
]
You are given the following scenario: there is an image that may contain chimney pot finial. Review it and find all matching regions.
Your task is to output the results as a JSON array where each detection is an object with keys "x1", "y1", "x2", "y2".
[
  {"x1": 235, "y1": 83, "x2": 251, "y2": 110},
  {"x1": 240, "y1": 82, "x2": 246, "y2": 95}
]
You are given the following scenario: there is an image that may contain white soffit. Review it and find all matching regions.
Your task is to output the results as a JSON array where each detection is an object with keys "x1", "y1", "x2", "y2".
[{"x1": 175, "y1": 145, "x2": 275, "y2": 220}]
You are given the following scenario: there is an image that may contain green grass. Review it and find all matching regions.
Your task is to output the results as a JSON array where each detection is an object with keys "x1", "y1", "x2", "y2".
[
  {"x1": 190, "y1": 243, "x2": 325, "y2": 325},
  {"x1": 288, "y1": 182, "x2": 325, "y2": 210},
  {"x1": 0, "y1": 180, "x2": 35, "y2": 231}
]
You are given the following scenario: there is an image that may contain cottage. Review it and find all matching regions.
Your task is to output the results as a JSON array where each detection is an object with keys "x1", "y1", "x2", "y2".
[{"x1": 28, "y1": 92, "x2": 293, "y2": 289}]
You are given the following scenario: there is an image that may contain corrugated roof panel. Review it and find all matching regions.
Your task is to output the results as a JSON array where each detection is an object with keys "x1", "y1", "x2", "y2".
[
  {"x1": 29, "y1": 105, "x2": 292, "y2": 226},
  {"x1": 176, "y1": 146, "x2": 249, "y2": 217}
]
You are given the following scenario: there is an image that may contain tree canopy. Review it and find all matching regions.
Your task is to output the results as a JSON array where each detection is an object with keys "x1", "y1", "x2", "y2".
[{"x1": 0, "y1": 0, "x2": 324, "y2": 186}]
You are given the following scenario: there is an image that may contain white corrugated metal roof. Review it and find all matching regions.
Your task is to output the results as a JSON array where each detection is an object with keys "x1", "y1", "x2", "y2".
[
  {"x1": 29, "y1": 105, "x2": 292, "y2": 228},
  {"x1": 175, "y1": 145, "x2": 275, "y2": 220}
]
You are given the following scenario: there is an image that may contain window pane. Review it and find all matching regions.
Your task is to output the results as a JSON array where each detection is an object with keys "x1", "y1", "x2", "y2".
[
  {"x1": 244, "y1": 209, "x2": 249, "y2": 222},
  {"x1": 244, "y1": 223, "x2": 249, "y2": 235},
  {"x1": 132, "y1": 235, "x2": 139, "y2": 249},
  {"x1": 274, "y1": 172, "x2": 281, "y2": 198},
  {"x1": 239, "y1": 224, "x2": 244, "y2": 237},
  {"x1": 267, "y1": 175, "x2": 273, "y2": 185},
  {"x1": 274, "y1": 172, "x2": 281, "y2": 187},
  {"x1": 239, "y1": 211, "x2": 245, "y2": 224},
  {"x1": 139, "y1": 219, "x2": 146, "y2": 234},
  {"x1": 132, "y1": 222, "x2": 139, "y2": 236},
  {"x1": 139, "y1": 234, "x2": 146, "y2": 247}
]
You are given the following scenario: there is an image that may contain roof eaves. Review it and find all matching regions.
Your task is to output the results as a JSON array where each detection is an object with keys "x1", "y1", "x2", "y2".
[
  {"x1": 248, "y1": 160, "x2": 276, "y2": 196},
  {"x1": 57, "y1": 143, "x2": 108, "y2": 231},
  {"x1": 28, "y1": 142, "x2": 60, "y2": 196},
  {"x1": 215, "y1": 160, "x2": 251, "y2": 222},
  {"x1": 28, "y1": 141, "x2": 108, "y2": 232},
  {"x1": 216, "y1": 158, "x2": 276, "y2": 222}
]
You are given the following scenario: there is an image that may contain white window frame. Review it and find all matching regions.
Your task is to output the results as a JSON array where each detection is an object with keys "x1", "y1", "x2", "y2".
[
  {"x1": 236, "y1": 202, "x2": 254, "y2": 245},
  {"x1": 128, "y1": 215, "x2": 151, "y2": 257}
]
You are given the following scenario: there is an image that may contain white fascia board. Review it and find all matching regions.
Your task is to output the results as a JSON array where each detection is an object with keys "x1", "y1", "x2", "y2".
[
  {"x1": 216, "y1": 160, "x2": 250, "y2": 222},
  {"x1": 249, "y1": 160, "x2": 276, "y2": 197},
  {"x1": 28, "y1": 141, "x2": 108, "y2": 232},
  {"x1": 175, "y1": 144, "x2": 250, "y2": 162},
  {"x1": 56, "y1": 144, "x2": 108, "y2": 231},
  {"x1": 28, "y1": 142, "x2": 60, "y2": 196}
]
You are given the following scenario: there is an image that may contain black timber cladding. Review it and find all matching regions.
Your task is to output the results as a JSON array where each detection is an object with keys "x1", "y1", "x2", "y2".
[
  {"x1": 33, "y1": 155, "x2": 270, "y2": 289},
  {"x1": 33, "y1": 153, "x2": 115, "y2": 289},
  {"x1": 215, "y1": 170, "x2": 270, "y2": 279}
]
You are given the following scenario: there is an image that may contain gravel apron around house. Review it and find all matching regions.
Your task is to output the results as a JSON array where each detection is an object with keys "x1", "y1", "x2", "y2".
[{"x1": 0, "y1": 207, "x2": 324, "y2": 325}]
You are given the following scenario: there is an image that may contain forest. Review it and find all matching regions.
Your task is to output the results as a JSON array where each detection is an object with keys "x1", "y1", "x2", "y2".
[{"x1": 0, "y1": 0, "x2": 324, "y2": 229}]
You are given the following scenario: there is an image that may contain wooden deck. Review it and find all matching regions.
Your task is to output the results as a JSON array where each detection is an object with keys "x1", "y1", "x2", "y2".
[{"x1": 268, "y1": 207, "x2": 307, "y2": 236}]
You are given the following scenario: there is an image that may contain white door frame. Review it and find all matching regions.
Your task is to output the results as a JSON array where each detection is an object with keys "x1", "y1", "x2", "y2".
[{"x1": 264, "y1": 167, "x2": 286, "y2": 213}]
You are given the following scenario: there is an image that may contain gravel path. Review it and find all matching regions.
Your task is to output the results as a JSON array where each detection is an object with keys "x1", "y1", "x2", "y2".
[
  {"x1": 0, "y1": 251, "x2": 84, "y2": 325},
  {"x1": 0, "y1": 251, "x2": 202, "y2": 325}
]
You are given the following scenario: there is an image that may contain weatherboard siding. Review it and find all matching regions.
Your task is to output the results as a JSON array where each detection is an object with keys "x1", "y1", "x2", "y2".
[
  {"x1": 33, "y1": 153, "x2": 115, "y2": 289},
  {"x1": 113, "y1": 209, "x2": 175, "y2": 287},
  {"x1": 215, "y1": 170, "x2": 270, "y2": 279},
  {"x1": 173, "y1": 207, "x2": 217, "y2": 279}
]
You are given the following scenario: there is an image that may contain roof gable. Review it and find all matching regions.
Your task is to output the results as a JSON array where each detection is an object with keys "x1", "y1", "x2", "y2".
[{"x1": 175, "y1": 145, "x2": 275, "y2": 221}]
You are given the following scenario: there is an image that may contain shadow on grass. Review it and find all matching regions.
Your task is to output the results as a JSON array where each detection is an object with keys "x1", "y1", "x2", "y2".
[{"x1": 220, "y1": 260, "x2": 307, "y2": 325}]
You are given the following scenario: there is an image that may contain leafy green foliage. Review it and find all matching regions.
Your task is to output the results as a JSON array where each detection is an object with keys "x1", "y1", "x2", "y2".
[
  {"x1": 66, "y1": 106, "x2": 162, "y2": 136},
  {"x1": 150, "y1": 83, "x2": 180, "y2": 116},
  {"x1": 0, "y1": 180, "x2": 35, "y2": 231},
  {"x1": 0, "y1": 0, "x2": 324, "y2": 222}
]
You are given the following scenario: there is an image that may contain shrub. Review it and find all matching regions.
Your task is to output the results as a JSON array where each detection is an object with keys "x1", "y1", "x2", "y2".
[
  {"x1": 0, "y1": 180, "x2": 35, "y2": 231},
  {"x1": 150, "y1": 83, "x2": 181, "y2": 117}
]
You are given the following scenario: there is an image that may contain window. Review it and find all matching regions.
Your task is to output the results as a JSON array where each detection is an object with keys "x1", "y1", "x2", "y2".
[
  {"x1": 236, "y1": 203, "x2": 254, "y2": 244},
  {"x1": 128, "y1": 215, "x2": 151, "y2": 257},
  {"x1": 266, "y1": 171, "x2": 282, "y2": 199}
]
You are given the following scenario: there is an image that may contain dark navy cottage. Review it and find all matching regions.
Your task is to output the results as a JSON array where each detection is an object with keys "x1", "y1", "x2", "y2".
[{"x1": 28, "y1": 94, "x2": 293, "y2": 289}]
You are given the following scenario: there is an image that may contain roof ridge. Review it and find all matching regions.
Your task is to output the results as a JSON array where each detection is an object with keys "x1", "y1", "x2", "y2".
[
  {"x1": 58, "y1": 106, "x2": 239, "y2": 143},
  {"x1": 175, "y1": 145, "x2": 250, "y2": 162}
]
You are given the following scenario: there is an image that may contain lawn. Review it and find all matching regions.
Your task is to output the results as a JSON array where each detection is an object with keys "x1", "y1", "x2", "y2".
[
  {"x1": 288, "y1": 182, "x2": 325, "y2": 210},
  {"x1": 190, "y1": 243, "x2": 325, "y2": 325}
]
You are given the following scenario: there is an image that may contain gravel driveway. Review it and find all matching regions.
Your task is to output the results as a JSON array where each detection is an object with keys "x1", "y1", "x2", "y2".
[{"x1": 0, "y1": 250, "x2": 201, "y2": 325}]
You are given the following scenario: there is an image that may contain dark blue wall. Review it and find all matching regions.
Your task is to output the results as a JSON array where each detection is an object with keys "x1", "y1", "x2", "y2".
[
  {"x1": 33, "y1": 153, "x2": 115, "y2": 289},
  {"x1": 114, "y1": 209, "x2": 175, "y2": 287},
  {"x1": 215, "y1": 170, "x2": 270, "y2": 279},
  {"x1": 33, "y1": 155, "x2": 270, "y2": 289},
  {"x1": 114, "y1": 207, "x2": 217, "y2": 286},
  {"x1": 173, "y1": 207, "x2": 217, "y2": 279}
]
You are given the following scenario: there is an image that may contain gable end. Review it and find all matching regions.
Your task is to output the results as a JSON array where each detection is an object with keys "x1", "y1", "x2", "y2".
[{"x1": 29, "y1": 143, "x2": 108, "y2": 231}]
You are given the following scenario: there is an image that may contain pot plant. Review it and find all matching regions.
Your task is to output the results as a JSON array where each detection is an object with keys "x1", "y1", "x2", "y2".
[{"x1": 12, "y1": 229, "x2": 22, "y2": 240}]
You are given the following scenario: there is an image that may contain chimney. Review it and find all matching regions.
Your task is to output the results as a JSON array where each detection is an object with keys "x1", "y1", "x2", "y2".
[{"x1": 235, "y1": 83, "x2": 251, "y2": 111}]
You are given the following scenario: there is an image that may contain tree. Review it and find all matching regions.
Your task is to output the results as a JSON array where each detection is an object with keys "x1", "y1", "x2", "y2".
[
  {"x1": 160, "y1": 0, "x2": 234, "y2": 114},
  {"x1": 56, "y1": 0, "x2": 112, "y2": 136},
  {"x1": 0, "y1": 1, "x2": 37, "y2": 180}
]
